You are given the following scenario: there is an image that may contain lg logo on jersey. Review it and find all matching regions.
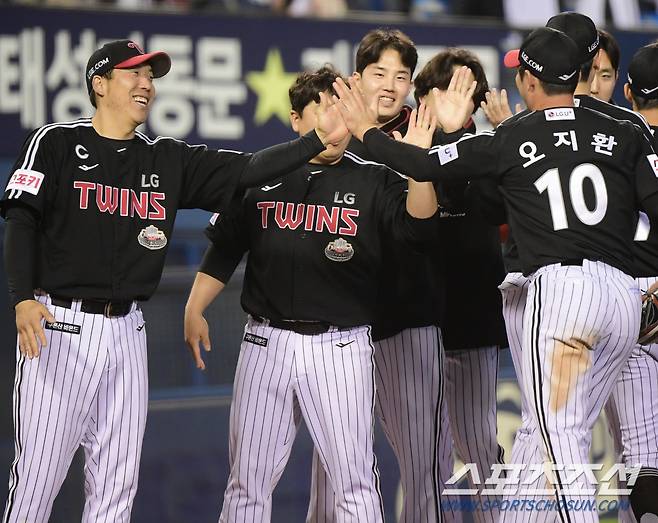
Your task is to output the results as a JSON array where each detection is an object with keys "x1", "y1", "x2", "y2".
[{"x1": 334, "y1": 192, "x2": 355, "y2": 205}]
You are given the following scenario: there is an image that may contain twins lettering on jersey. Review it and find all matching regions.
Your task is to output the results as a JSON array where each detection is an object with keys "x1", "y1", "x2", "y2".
[
  {"x1": 74, "y1": 181, "x2": 166, "y2": 220},
  {"x1": 257, "y1": 201, "x2": 360, "y2": 236}
]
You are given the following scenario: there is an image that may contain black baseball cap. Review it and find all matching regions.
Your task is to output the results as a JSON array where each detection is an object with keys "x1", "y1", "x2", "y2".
[
  {"x1": 628, "y1": 44, "x2": 658, "y2": 100},
  {"x1": 504, "y1": 27, "x2": 580, "y2": 85},
  {"x1": 546, "y1": 12, "x2": 599, "y2": 64},
  {"x1": 85, "y1": 39, "x2": 171, "y2": 94}
]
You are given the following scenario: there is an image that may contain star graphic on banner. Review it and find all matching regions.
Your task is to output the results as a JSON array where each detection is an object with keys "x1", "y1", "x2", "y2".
[{"x1": 246, "y1": 48, "x2": 298, "y2": 126}]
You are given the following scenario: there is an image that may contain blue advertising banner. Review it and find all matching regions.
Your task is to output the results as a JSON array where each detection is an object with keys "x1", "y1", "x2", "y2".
[{"x1": 0, "y1": 5, "x2": 512, "y2": 157}]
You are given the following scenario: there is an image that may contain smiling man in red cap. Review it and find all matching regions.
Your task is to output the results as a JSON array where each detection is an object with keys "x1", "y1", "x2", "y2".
[{"x1": 0, "y1": 39, "x2": 346, "y2": 522}]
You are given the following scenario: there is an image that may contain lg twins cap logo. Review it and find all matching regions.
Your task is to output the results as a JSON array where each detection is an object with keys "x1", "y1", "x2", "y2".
[
  {"x1": 127, "y1": 41, "x2": 145, "y2": 54},
  {"x1": 6, "y1": 169, "x2": 45, "y2": 198},
  {"x1": 325, "y1": 237, "x2": 354, "y2": 262},
  {"x1": 138, "y1": 225, "x2": 168, "y2": 250}
]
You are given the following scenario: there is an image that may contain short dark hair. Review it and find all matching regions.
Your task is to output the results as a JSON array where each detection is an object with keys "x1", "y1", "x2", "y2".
[
  {"x1": 579, "y1": 58, "x2": 594, "y2": 82},
  {"x1": 355, "y1": 28, "x2": 418, "y2": 76},
  {"x1": 289, "y1": 65, "x2": 344, "y2": 115},
  {"x1": 413, "y1": 48, "x2": 489, "y2": 111},
  {"x1": 630, "y1": 92, "x2": 658, "y2": 111},
  {"x1": 598, "y1": 29, "x2": 620, "y2": 73},
  {"x1": 519, "y1": 65, "x2": 578, "y2": 95},
  {"x1": 89, "y1": 70, "x2": 113, "y2": 109}
]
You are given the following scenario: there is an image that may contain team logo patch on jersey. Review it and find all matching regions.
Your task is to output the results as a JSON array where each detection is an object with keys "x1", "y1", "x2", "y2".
[
  {"x1": 244, "y1": 332, "x2": 268, "y2": 347},
  {"x1": 545, "y1": 108, "x2": 575, "y2": 121},
  {"x1": 324, "y1": 237, "x2": 354, "y2": 262},
  {"x1": 437, "y1": 144, "x2": 458, "y2": 165},
  {"x1": 6, "y1": 169, "x2": 45, "y2": 196},
  {"x1": 45, "y1": 321, "x2": 81, "y2": 335},
  {"x1": 137, "y1": 225, "x2": 168, "y2": 250},
  {"x1": 647, "y1": 154, "x2": 658, "y2": 177}
]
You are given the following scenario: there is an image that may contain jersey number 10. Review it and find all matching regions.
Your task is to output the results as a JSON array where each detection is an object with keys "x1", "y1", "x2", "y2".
[{"x1": 534, "y1": 163, "x2": 608, "y2": 231}]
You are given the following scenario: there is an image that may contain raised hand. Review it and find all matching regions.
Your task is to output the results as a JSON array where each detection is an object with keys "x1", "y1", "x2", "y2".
[
  {"x1": 432, "y1": 66, "x2": 477, "y2": 133},
  {"x1": 315, "y1": 91, "x2": 349, "y2": 146},
  {"x1": 395, "y1": 102, "x2": 436, "y2": 148},
  {"x1": 15, "y1": 299, "x2": 56, "y2": 359},
  {"x1": 332, "y1": 77, "x2": 379, "y2": 141},
  {"x1": 481, "y1": 88, "x2": 523, "y2": 128}
]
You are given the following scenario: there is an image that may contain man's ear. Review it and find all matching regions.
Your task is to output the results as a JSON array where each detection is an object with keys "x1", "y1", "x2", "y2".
[
  {"x1": 290, "y1": 110, "x2": 300, "y2": 133},
  {"x1": 352, "y1": 72, "x2": 361, "y2": 86},
  {"x1": 624, "y1": 83, "x2": 634, "y2": 106},
  {"x1": 92, "y1": 75, "x2": 106, "y2": 100}
]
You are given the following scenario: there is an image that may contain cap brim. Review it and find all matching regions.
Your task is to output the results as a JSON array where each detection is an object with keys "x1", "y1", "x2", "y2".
[
  {"x1": 504, "y1": 49, "x2": 520, "y2": 68},
  {"x1": 115, "y1": 51, "x2": 171, "y2": 78}
]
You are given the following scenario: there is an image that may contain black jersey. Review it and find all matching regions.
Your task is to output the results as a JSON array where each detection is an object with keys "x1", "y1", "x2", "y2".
[
  {"x1": 1, "y1": 118, "x2": 325, "y2": 301},
  {"x1": 201, "y1": 153, "x2": 437, "y2": 328},
  {"x1": 346, "y1": 107, "x2": 443, "y2": 341},
  {"x1": 364, "y1": 106, "x2": 658, "y2": 276},
  {"x1": 630, "y1": 125, "x2": 658, "y2": 277},
  {"x1": 502, "y1": 98, "x2": 658, "y2": 277}
]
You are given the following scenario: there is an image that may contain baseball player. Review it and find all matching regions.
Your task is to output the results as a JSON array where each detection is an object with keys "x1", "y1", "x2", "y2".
[
  {"x1": 304, "y1": 29, "x2": 456, "y2": 523},
  {"x1": 183, "y1": 65, "x2": 440, "y2": 522},
  {"x1": 413, "y1": 48, "x2": 508, "y2": 523},
  {"x1": 1, "y1": 40, "x2": 346, "y2": 523},
  {"x1": 602, "y1": 43, "x2": 658, "y2": 523},
  {"x1": 590, "y1": 29, "x2": 620, "y2": 104},
  {"x1": 493, "y1": 13, "x2": 658, "y2": 522},
  {"x1": 335, "y1": 25, "x2": 658, "y2": 523}
]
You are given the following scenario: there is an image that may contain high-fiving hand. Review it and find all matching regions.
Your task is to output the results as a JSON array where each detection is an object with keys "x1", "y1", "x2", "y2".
[
  {"x1": 315, "y1": 91, "x2": 349, "y2": 146},
  {"x1": 480, "y1": 88, "x2": 523, "y2": 128},
  {"x1": 431, "y1": 66, "x2": 477, "y2": 134},
  {"x1": 392, "y1": 102, "x2": 436, "y2": 148},
  {"x1": 331, "y1": 77, "x2": 379, "y2": 141}
]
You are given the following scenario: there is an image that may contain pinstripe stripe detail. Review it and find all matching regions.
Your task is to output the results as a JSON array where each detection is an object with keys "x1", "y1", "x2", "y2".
[
  {"x1": 2, "y1": 350, "x2": 27, "y2": 523},
  {"x1": 431, "y1": 327, "x2": 444, "y2": 523},
  {"x1": 365, "y1": 326, "x2": 385, "y2": 521},
  {"x1": 529, "y1": 275, "x2": 571, "y2": 523}
]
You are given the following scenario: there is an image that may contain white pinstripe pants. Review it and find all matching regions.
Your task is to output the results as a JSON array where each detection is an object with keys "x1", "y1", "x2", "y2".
[
  {"x1": 307, "y1": 326, "x2": 451, "y2": 523},
  {"x1": 604, "y1": 276, "x2": 658, "y2": 523},
  {"x1": 500, "y1": 261, "x2": 640, "y2": 523},
  {"x1": 220, "y1": 318, "x2": 383, "y2": 523},
  {"x1": 444, "y1": 346, "x2": 504, "y2": 523},
  {"x1": 3, "y1": 294, "x2": 148, "y2": 523}
]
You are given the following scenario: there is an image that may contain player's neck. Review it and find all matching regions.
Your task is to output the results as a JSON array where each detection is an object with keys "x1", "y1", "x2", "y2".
[
  {"x1": 91, "y1": 111, "x2": 137, "y2": 140},
  {"x1": 574, "y1": 83, "x2": 591, "y2": 97},
  {"x1": 639, "y1": 108, "x2": 658, "y2": 127},
  {"x1": 530, "y1": 94, "x2": 575, "y2": 111}
]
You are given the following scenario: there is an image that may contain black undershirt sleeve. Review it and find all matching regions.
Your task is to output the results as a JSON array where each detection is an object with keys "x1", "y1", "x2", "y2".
[
  {"x1": 198, "y1": 244, "x2": 243, "y2": 285},
  {"x1": 4, "y1": 203, "x2": 39, "y2": 308},
  {"x1": 239, "y1": 130, "x2": 326, "y2": 188}
]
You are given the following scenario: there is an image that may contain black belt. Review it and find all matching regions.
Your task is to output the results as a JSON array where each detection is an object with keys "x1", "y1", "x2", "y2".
[
  {"x1": 561, "y1": 258, "x2": 584, "y2": 266},
  {"x1": 50, "y1": 295, "x2": 137, "y2": 318},
  {"x1": 252, "y1": 315, "x2": 334, "y2": 335}
]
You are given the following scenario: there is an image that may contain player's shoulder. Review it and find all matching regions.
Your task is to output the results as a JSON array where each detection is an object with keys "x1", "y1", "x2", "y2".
[
  {"x1": 24, "y1": 118, "x2": 94, "y2": 144},
  {"x1": 576, "y1": 94, "x2": 650, "y2": 128},
  {"x1": 497, "y1": 109, "x2": 535, "y2": 129},
  {"x1": 342, "y1": 150, "x2": 405, "y2": 181}
]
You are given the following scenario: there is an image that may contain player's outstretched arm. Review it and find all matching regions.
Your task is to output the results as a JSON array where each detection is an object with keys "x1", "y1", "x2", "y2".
[
  {"x1": 184, "y1": 270, "x2": 226, "y2": 371},
  {"x1": 393, "y1": 103, "x2": 439, "y2": 218}
]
